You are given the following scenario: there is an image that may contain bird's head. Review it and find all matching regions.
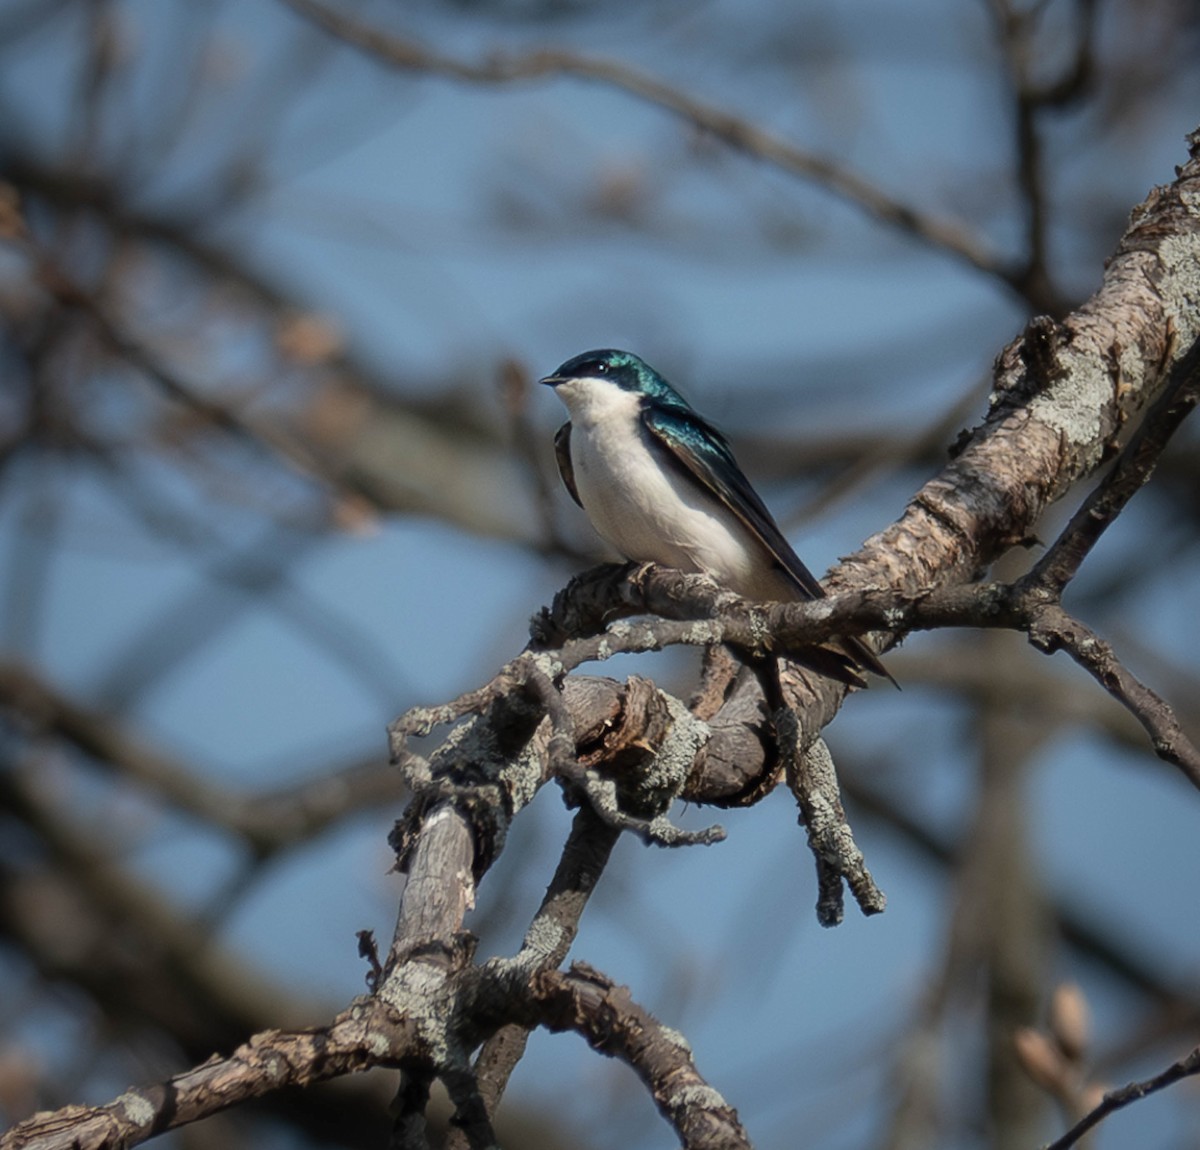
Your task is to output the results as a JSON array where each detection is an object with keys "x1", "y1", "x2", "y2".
[{"x1": 539, "y1": 349, "x2": 686, "y2": 412}]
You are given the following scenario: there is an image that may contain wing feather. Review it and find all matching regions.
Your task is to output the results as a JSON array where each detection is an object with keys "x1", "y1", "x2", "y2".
[
  {"x1": 641, "y1": 405, "x2": 895, "y2": 686},
  {"x1": 553, "y1": 422, "x2": 583, "y2": 509},
  {"x1": 640, "y1": 406, "x2": 825, "y2": 599}
]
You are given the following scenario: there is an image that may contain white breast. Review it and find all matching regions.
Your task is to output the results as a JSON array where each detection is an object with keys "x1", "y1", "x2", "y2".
[{"x1": 556, "y1": 377, "x2": 792, "y2": 601}]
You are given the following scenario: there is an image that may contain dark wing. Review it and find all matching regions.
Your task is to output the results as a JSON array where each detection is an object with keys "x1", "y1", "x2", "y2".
[
  {"x1": 553, "y1": 421, "x2": 583, "y2": 508},
  {"x1": 641, "y1": 405, "x2": 826, "y2": 598},
  {"x1": 641, "y1": 404, "x2": 895, "y2": 687}
]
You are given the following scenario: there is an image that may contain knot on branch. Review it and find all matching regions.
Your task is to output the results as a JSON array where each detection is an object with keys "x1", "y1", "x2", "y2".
[
  {"x1": 573, "y1": 676, "x2": 703, "y2": 815},
  {"x1": 991, "y1": 314, "x2": 1073, "y2": 418},
  {"x1": 1020, "y1": 315, "x2": 1072, "y2": 385},
  {"x1": 560, "y1": 675, "x2": 724, "y2": 848}
]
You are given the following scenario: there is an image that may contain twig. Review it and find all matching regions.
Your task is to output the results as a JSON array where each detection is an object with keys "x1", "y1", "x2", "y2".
[
  {"x1": 1042, "y1": 1045, "x2": 1200, "y2": 1150},
  {"x1": 782, "y1": 733, "x2": 886, "y2": 926},
  {"x1": 1021, "y1": 600, "x2": 1200, "y2": 788}
]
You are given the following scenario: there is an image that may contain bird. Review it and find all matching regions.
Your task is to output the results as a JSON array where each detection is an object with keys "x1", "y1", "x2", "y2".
[{"x1": 540, "y1": 348, "x2": 894, "y2": 688}]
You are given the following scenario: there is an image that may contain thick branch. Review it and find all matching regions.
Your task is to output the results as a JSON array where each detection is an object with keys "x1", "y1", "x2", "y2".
[
  {"x1": 1028, "y1": 328, "x2": 1200, "y2": 593},
  {"x1": 0, "y1": 1004, "x2": 404, "y2": 1150},
  {"x1": 834, "y1": 131, "x2": 1200, "y2": 602}
]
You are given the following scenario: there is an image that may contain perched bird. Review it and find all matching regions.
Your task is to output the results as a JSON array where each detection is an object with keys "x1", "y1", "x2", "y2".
[{"x1": 540, "y1": 348, "x2": 894, "y2": 688}]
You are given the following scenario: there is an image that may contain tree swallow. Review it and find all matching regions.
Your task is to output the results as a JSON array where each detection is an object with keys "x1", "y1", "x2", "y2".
[{"x1": 540, "y1": 348, "x2": 894, "y2": 688}]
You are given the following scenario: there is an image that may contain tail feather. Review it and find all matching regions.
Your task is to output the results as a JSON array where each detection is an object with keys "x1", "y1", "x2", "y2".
[
  {"x1": 784, "y1": 635, "x2": 898, "y2": 691},
  {"x1": 839, "y1": 634, "x2": 900, "y2": 690},
  {"x1": 785, "y1": 637, "x2": 898, "y2": 690}
]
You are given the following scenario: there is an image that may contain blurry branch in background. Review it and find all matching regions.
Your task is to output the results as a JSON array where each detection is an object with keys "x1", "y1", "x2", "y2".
[
  {"x1": 0, "y1": 158, "x2": 544, "y2": 545},
  {"x1": 0, "y1": 766, "x2": 308, "y2": 1045},
  {"x1": 884, "y1": 640, "x2": 1051, "y2": 1145},
  {"x1": 986, "y1": 0, "x2": 1098, "y2": 308},
  {"x1": 35, "y1": 256, "x2": 365, "y2": 505},
  {"x1": 847, "y1": 745, "x2": 1199, "y2": 1005},
  {"x1": 1015, "y1": 985, "x2": 1200, "y2": 1150},
  {"x1": 0, "y1": 660, "x2": 402, "y2": 855},
  {"x1": 279, "y1": 0, "x2": 1064, "y2": 311}
]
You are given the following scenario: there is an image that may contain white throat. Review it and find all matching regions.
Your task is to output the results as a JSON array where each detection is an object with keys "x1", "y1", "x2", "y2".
[{"x1": 553, "y1": 375, "x2": 643, "y2": 430}]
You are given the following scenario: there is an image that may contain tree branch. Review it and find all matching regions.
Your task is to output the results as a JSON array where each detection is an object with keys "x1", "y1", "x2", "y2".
[
  {"x1": 446, "y1": 806, "x2": 622, "y2": 1150},
  {"x1": 529, "y1": 963, "x2": 753, "y2": 1150},
  {"x1": 536, "y1": 562, "x2": 1200, "y2": 789},
  {"x1": 0, "y1": 1005, "x2": 404, "y2": 1150},
  {"x1": 1027, "y1": 324, "x2": 1200, "y2": 594},
  {"x1": 1043, "y1": 1044, "x2": 1200, "y2": 1150}
]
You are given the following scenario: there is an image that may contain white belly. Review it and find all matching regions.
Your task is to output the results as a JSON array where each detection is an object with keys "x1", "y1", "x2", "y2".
[{"x1": 566, "y1": 389, "x2": 792, "y2": 601}]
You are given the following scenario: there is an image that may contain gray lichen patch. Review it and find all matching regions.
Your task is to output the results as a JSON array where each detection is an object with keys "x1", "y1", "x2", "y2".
[
  {"x1": 116, "y1": 1091, "x2": 157, "y2": 1126},
  {"x1": 1027, "y1": 348, "x2": 1112, "y2": 450}
]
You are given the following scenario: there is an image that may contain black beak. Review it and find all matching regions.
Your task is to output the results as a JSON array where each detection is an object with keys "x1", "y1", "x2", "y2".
[{"x1": 539, "y1": 373, "x2": 566, "y2": 387}]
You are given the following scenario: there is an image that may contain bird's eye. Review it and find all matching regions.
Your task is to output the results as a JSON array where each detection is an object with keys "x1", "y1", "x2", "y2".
[{"x1": 594, "y1": 362, "x2": 608, "y2": 374}]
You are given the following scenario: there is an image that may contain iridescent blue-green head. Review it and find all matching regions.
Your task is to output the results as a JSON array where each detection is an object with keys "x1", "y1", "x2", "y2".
[{"x1": 539, "y1": 349, "x2": 691, "y2": 412}]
